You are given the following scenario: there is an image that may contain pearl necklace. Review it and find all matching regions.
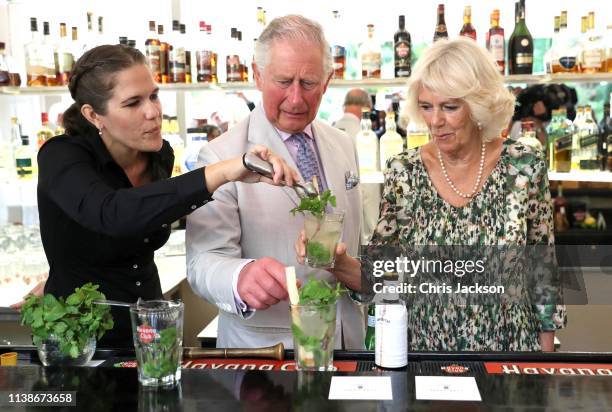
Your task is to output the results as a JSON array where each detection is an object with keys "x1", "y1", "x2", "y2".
[{"x1": 437, "y1": 142, "x2": 486, "y2": 199}]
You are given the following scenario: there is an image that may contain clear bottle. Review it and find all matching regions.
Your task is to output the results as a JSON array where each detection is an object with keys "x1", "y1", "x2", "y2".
[
  {"x1": 180, "y1": 23, "x2": 192, "y2": 83},
  {"x1": 486, "y1": 9, "x2": 505, "y2": 75},
  {"x1": 581, "y1": 11, "x2": 605, "y2": 73},
  {"x1": 169, "y1": 20, "x2": 185, "y2": 83},
  {"x1": 330, "y1": 11, "x2": 346, "y2": 80},
  {"x1": 394, "y1": 15, "x2": 411, "y2": 78},
  {"x1": 359, "y1": 24, "x2": 381, "y2": 79},
  {"x1": 459, "y1": 5, "x2": 477, "y2": 40},
  {"x1": 71, "y1": 26, "x2": 82, "y2": 62},
  {"x1": 0, "y1": 41, "x2": 9, "y2": 86},
  {"x1": 226, "y1": 28, "x2": 242, "y2": 82},
  {"x1": 37, "y1": 112, "x2": 54, "y2": 148},
  {"x1": 571, "y1": 106, "x2": 585, "y2": 171},
  {"x1": 41, "y1": 22, "x2": 59, "y2": 86},
  {"x1": 237, "y1": 30, "x2": 248, "y2": 82},
  {"x1": 545, "y1": 16, "x2": 560, "y2": 74},
  {"x1": 508, "y1": 0, "x2": 533, "y2": 75},
  {"x1": 576, "y1": 16, "x2": 589, "y2": 73},
  {"x1": 356, "y1": 109, "x2": 379, "y2": 174},
  {"x1": 25, "y1": 17, "x2": 47, "y2": 86},
  {"x1": 82, "y1": 11, "x2": 96, "y2": 52},
  {"x1": 375, "y1": 273, "x2": 408, "y2": 369},
  {"x1": 554, "y1": 107, "x2": 573, "y2": 172},
  {"x1": 407, "y1": 120, "x2": 430, "y2": 149},
  {"x1": 379, "y1": 112, "x2": 404, "y2": 168},
  {"x1": 546, "y1": 109, "x2": 561, "y2": 170},
  {"x1": 158, "y1": 24, "x2": 170, "y2": 84},
  {"x1": 554, "y1": 11, "x2": 578, "y2": 73},
  {"x1": 15, "y1": 135, "x2": 37, "y2": 180},
  {"x1": 579, "y1": 105, "x2": 600, "y2": 170},
  {"x1": 55, "y1": 23, "x2": 74, "y2": 86},
  {"x1": 518, "y1": 120, "x2": 542, "y2": 151},
  {"x1": 433, "y1": 4, "x2": 448, "y2": 41},
  {"x1": 145, "y1": 20, "x2": 162, "y2": 83}
]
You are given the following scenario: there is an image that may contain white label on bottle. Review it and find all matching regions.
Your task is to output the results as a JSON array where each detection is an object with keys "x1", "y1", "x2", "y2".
[
  {"x1": 489, "y1": 34, "x2": 504, "y2": 61},
  {"x1": 375, "y1": 304, "x2": 408, "y2": 368},
  {"x1": 361, "y1": 52, "x2": 381, "y2": 76},
  {"x1": 515, "y1": 53, "x2": 533, "y2": 65},
  {"x1": 582, "y1": 50, "x2": 603, "y2": 68},
  {"x1": 367, "y1": 315, "x2": 376, "y2": 327}
]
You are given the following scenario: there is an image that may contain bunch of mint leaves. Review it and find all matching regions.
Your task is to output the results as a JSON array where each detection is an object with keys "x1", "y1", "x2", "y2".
[
  {"x1": 290, "y1": 189, "x2": 336, "y2": 218},
  {"x1": 298, "y1": 277, "x2": 344, "y2": 306},
  {"x1": 141, "y1": 326, "x2": 180, "y2": 379},
  {"x1": 20, "y1": 282, "x2": 113, "y2": 358}
]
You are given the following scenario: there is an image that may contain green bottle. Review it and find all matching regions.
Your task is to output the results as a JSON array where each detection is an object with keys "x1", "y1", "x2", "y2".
[{"x1": 365, "y1": 304, "x2": 376, "y2": 350}]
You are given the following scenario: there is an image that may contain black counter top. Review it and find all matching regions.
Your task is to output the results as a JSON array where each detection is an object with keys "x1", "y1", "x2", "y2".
[{"x1": 2, "y1": 349, "x2": 612, "y2": 411}]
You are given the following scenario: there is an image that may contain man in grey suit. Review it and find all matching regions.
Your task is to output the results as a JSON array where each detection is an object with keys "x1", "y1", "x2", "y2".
[{"x1": 186, "y1": 15, "x2": 364, "y2": 349}]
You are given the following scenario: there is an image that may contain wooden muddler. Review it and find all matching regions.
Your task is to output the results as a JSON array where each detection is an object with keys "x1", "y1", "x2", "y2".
[{"x1": 183, "y1": 343, "x2": 285, "y2": 361}]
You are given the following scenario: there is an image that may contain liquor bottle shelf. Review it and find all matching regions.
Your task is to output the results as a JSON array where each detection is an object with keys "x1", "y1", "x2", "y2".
[
  {"x1": 1, "y1": 73, "x2": 610, "y2": 96},
  {"x1": 363, "y1": 170, "x2": 612, "y2": 185}
]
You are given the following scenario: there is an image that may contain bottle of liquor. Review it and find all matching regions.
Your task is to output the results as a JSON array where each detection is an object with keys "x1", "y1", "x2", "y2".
[
  {"x1": 486, "y1": 9, "x2": 505, "y2": 75},
  {"x1": 145, "y1": 21, "x2": 162, "y2": 83},
  {"x1": 359, "y1": 24, "x2": 381, "y2": 79},
  {"x1": 169, "y1": 20, "x2": 186, "y2": 83},
  {"x1": 375, "y1": 273, "x2": 408, "y2": 370},
  {"x1": 433, "y1": 4, "x2": 448, "y2": 41},
  {"x1": 554, "y1": 107, "x2": 573, "y2": 172},
  {"x1": 25, "y1": 17, "x2": 47, "y2": 86},
  {"x1": 356, "y1": 109, "x2": 379, "y2": 174},
  {"x1": 0, "y1": 42, "x2": 10, "y2": 86},
  {"x1": 71, "y1": 26, "x2": 82, "y2": 62},
  {"x1": 365, "y1": 304, "x2": 375, "y2": 350},
  {"x1": 37, "y1": 112, "x2": 54, "y2": 148},
  {"x1": 226, "y1": 28, "x2": 242, "y2": 82},
  {"x1": 545, "y1": 16, "x2": 560, "y2": 74},
  {"x1": 571, "y1": 105, "x2": 585, "y2": 171},
  {"x1": 180, "y1": 23, "x2": 192, "y2": 83},
  {"x1": 15, "y1": 135, "x2": 37, "y2": 180},
  {"x1": 158, "y1": 24, "x2": 170, "y2": 84},
  {"x1": 394, "y1": 15, "x2": 411, "y2": 78},
  {"x1": 379, "y1": 112, "x2": 404, "y2": 168},
  {"x1": 508, "y1": 0, "x2": 533, "y2": 75},
  {"x1": 518, "y1": 120, "x2": 542, "y2": 151},
  {"x1": 407, "y1": 120, "x2": 430, "y2": 149},
  {"x1": 581, "y1": 11, "x2": 605, "y2": 73},
  {"x1": 553, "y1": 184, "x2": 570, "y2": 232},
  {"x1": 55, "y1": 23, "x2": 74, "y2": 86},
  {"x1": 606, "y1": 25, "x2": 612, "y2": 73},
  {"x1": 330, "y1": 11, "x2": 346, "y2": 80},
  {"x1": 97, "y1": 16, "x2": 106, "y2": 45},
  {"x1": 554, "y1": 11, "x2": 578, "y2": 73},
  {"x1": 54, "y1": 113, "x2": 65, "y2": 136},
  {"x1": 546, "y1": 109, "x2": 560, "y2": 169},
  {"x1": 196, "y1": 21, "x2": 213, "y2": 83},
  {"x1": 207, "y1": 25, "x2": 218, "y2": 83},
  {"x1": 41, "y1": 22, "x2": 58, "y2": 86},
  {"x1": 237, "y1": 30, "x2": 248, "y2": 82},
  {"x1": 82, "y1": 12, "x2": 96, "y2": 52},
  {"x1": 460, "y1": 6, "x2": 477, "y2": 40},
  {"x1": 579, "y1": 105, "x2": 600, "y2": 170},
  {"x1": 599, "y1": 103, "x2": 610, "y2": 171}
]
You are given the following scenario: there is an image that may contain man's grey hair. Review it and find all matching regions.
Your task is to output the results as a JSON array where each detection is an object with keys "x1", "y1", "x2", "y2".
[
  {"x1": 254, "y1": 14, "x2": 333, "y2": 76},
  {"x1": 343, "y1": 89, "x2": 371, "y2": 108}
]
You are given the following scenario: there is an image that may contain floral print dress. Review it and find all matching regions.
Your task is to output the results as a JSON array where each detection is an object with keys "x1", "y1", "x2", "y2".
[{"x1": 370, "y1": 139, "x2": 567, "y2": 351}]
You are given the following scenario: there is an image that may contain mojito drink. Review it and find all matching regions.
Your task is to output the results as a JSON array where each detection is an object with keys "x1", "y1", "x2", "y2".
[
  {"x1": 304, "y1": 211, "x2": 344, "y2": 268},
  {"x1": 290, "y1": 303, "x2": 336, "y2": 371}
]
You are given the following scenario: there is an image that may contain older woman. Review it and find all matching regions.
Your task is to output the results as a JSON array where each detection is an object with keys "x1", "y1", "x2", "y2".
[{"x1": 297, "y1": 37, "x2": 566, "y2": 351}]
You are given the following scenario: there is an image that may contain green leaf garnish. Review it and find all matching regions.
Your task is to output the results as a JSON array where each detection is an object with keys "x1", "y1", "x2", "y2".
[{"x1": 290, "y1": 189, "x2": 336, "y2": 218}]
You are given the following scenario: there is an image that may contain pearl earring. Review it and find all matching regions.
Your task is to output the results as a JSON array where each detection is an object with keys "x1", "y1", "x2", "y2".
[
  {"x1": 477, "y1": 122, "x2": 483, "y2": 130},
  {"x1": 98, "y1": 128, "x2": 102, "y2": 136}
]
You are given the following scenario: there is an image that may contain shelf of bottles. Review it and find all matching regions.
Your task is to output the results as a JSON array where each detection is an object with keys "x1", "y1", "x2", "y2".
[{"x1": 1, "y1": 73, "x2": 610, "y2": 96}]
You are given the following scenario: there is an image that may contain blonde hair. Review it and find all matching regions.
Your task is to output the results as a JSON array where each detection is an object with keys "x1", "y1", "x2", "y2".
[{"x1": 403, "y1": 37, "x2": 515, "y2": 142}]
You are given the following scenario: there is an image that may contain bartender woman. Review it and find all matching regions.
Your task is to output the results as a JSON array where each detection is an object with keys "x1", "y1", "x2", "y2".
[{"x1": 35, "y1": 44, "x2": 298, "y2": 348}]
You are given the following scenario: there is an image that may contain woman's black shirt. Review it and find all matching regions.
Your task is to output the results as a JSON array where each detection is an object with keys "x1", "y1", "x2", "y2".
[{"x1": 37, "y1": 132, "x2": 213, "y2": 348}]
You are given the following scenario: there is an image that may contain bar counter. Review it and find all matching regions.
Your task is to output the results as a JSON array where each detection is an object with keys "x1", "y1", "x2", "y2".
[{"x1": 2, "y1": 348, "x2": 612, "y2": 410}]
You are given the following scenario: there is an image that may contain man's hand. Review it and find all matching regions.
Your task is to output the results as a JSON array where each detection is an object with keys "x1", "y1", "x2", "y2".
[{"x1": 237, "y1": 257, "x2": 292, "y2": 310}]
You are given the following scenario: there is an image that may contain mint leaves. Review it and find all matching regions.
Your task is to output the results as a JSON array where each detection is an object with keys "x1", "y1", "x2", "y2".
[
  {"x1": 298, "y1": 277, "x2": 344, "y2": 306},
  {"x1": 141, "y1": 326, "x2": 180, "y2": 379},
  {"x1": 290, "y1": 189, "x2": 336, "y2": 218},
  {"x1": 21, "y1": 283, "x2": 114, "y2": 358}
]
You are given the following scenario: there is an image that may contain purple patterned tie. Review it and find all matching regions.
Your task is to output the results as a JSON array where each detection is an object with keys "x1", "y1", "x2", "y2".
[{"x1": 292, "y1": 132, "x2": 322, "y2": 192}]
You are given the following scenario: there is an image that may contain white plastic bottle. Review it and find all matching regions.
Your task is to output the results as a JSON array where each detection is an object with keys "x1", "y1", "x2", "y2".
[{"x1": 375, "y1": 274, "x2": 407, "y2": 369}]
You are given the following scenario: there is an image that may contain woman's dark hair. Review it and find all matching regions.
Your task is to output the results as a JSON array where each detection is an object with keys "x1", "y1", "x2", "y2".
[{"x1": 63, "y1": 45, "x2": 147, "y2": 136}]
